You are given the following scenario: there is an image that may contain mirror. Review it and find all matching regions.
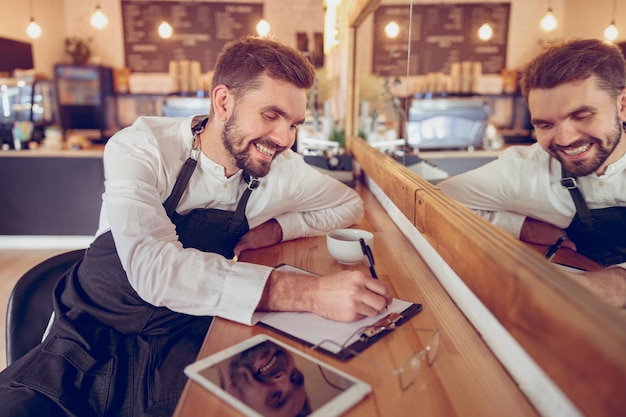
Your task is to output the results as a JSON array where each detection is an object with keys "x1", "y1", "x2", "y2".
[
  {"x1": 354, "y1": 0, "x2": 519, "y2": 182},
  {"x1": 350, "y1": 0, "x2": 621, "y2": 284},
  {"x1": 340, "y1": 1, "x2": 626, "y2": 416}
]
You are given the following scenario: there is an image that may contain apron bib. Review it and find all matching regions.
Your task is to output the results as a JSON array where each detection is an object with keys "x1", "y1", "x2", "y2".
[
  {"x1": 566, "y1": 207, "x2": 626, "y2": 266},
  {"x1": 561, "y1": 167, "x2": 626, "y2": 266}
]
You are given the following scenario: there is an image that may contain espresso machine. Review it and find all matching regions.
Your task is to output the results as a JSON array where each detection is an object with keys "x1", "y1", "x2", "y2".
[{"x1": 54, "y1": 64, "x2": 116, "y2": 143}]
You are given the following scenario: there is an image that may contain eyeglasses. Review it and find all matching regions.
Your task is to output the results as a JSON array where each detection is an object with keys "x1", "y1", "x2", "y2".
[{"x1": 312, "y1": 325, "x2": 440, "y2": 390}]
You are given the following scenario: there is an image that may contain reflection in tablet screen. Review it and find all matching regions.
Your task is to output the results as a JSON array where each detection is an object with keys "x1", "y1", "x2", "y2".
[{"x1": 198, "y1": 340, "x2": 355, "y2": 417}]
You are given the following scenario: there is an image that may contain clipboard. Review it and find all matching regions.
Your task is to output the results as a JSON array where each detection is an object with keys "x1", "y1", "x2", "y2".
[{"x1": 253, "y1": 263, "x2": 423, "y2": 361}]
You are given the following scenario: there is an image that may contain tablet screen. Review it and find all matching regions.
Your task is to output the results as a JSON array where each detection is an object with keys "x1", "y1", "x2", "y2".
[{"x1": 184, "y1": 334, "x2": 371, "y2": 417}]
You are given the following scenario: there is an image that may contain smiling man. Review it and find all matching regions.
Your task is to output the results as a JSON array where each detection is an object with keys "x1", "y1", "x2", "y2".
[
  {"x1": 0, "y1": 36, "x2": 392, "y2": 417},
  {"x1": 439, "y1": 38, "x2": 626, "y2": 308}
]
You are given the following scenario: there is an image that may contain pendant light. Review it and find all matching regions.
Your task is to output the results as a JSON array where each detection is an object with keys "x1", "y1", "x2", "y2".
[
  {"x1": 539, "y1": 4, "x2": 558, "y2": 32},
  {"x1": 256, "y1": 19, "x2": 271, "y2": 37},
  {"x1": 478, "y1": 23, "x2": 493, "y2": 41},
  {"x1": 604, "y1": 21, "x2": 619, "y2": 42},
  {"x1": 90, "y1": 4, "x2": 109, "y2": 29},
  {"x1": 26, "y1": 0, "x2": 42, "y2": 39},
  {"x1": 27, "y1": 19, "x2": 42, "y2": 39},
  {"x1": 158, "y1": 21, "x2": 173, "y2": 39},
  {"x1": 384, "y1": 21, "x2": 400, "y2": 39},
  {"x1": 477, "y1": 2, "x2": 493, "y2": 41},
  {"x1": 603, "y1": 0, "x2": 619, "y2": 42}
]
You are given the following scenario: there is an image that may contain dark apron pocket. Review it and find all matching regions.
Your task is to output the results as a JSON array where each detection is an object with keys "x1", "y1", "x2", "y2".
[
  {"x1": 16, "y1": 336, "x2": 115, "y2": 416},
  {"x1": 145, "y1": 328, "x2": 206, "y2": 408}
]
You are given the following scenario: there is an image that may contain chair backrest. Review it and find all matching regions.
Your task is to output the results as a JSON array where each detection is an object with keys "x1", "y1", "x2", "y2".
[{"x1": 5, "y1": 249, "x2": 86, "y2": 366}]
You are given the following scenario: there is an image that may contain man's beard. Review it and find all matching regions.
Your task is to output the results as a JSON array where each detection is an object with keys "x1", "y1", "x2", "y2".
[
  {"x1": 222, "y1": 109, "x2": 284, "y2": 178},
  {"x1": 550, "y1": 117, "x2": 623, "y2": 176}
]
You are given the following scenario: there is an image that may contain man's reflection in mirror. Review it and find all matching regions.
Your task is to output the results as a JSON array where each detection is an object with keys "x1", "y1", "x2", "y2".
[
  {"x1": 439, "y1": 39, "x2": 626, "y2": 308},
  {"x1": 219, "y1": 341, "x2": 312, "y2": 417}
]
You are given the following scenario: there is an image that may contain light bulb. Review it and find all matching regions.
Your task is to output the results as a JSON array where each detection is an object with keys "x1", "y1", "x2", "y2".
[
  {"x1": 478, "y1": 23, "x2": 493, "y2": 41},
  {"x1": 158, "y1": 21, "x2": 173, "y2": 39},
  {"x1": 90, "y1": 6, "x2": 108, "y2": 29},
  {"x1": 540, "y1": 8, "x2": 558, "y2": 32},
  {"x1": 26, "y1": 18, "x2": 42, "y2": 39},
  {"x1": 256, "y1": 19, "x2": 270, "y2": 37},
  {"x1": 604, "y1": 21, "x2": 619, "y2": 42},
  {"x1": 384, "y1": 21, "x2": 400, "y2": 39}
]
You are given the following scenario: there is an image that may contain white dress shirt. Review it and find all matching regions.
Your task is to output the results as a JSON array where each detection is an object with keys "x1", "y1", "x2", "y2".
[
  {"x1": 438, "y1": 143, "x2": 626, "y2": 238},
  {"x1": 94, "y1": 116, "x2": 364, "y2": 325}
]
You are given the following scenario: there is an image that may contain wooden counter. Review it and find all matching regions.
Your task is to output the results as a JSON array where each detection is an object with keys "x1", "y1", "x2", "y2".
[
  {"x1": 173, "y1": 182, "x2": 538, "y2": 417},
  {"x1": 0, "y1": 146, "x2": 104, "y2": 158}
]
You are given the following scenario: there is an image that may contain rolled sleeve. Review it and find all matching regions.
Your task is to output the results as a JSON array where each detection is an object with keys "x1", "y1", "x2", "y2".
[{"x1": 219, "y1": 262, "x2": 273, "y2": 325}]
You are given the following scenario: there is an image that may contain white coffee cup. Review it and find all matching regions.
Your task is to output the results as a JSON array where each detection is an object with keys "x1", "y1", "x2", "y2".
[{"x1": 326, "y1": 229, "x2": 374, "y2": 264}]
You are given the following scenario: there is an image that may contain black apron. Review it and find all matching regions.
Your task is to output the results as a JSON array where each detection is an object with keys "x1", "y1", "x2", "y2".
[
  {"x1": 0, "y1": 116, "x2": 259, "y2": 417},
  {"x1": 561, "y1": 167, "x2": 626, "y2": 266}
]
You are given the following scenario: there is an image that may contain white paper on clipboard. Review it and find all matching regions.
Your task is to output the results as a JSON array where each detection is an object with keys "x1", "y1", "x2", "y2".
[{"x1": 252, "y1": 264, "x2": 421, "y2": 358}]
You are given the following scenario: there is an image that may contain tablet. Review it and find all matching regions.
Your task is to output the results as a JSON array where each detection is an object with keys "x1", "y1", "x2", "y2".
[{"x1": 184, "y1": 334, "x2": 371, "y2": 417}]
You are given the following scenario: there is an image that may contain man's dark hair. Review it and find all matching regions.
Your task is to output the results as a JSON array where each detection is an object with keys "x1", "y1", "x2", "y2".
[
  {"x1": 519, "y1": 38, "x2": 626, "y2": 102},
  {"x1": 210, "y1": 35, "x2": 316, "y2": 109}
]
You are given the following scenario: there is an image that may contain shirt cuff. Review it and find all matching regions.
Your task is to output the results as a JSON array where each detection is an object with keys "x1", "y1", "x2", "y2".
[{"x1": 219, "y1": 262, "x2": 273, "y2": 325}]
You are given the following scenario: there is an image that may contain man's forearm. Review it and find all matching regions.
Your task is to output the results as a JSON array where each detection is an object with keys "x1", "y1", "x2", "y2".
[
  {"x1": 257, "y1": 269, "x2": 315, "y2": 313},
  {"x1": 257, "y1": 268, "x2": 393, "y2": 322},
  {"x1": 575, "y1": 267, "x2": 626, "y2": 308}
]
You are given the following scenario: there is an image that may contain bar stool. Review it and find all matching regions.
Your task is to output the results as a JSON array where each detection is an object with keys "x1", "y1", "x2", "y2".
[{"x1": 5, "y1": 249, "x2": 85, "y2": 366}]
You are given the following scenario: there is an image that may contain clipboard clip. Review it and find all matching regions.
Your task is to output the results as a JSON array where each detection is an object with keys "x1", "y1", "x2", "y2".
[{"x1": 359, "y1": 312, "x2": 403, "y2": 341}]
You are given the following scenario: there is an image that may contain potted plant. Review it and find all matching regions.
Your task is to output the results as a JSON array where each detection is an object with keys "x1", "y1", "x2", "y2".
[{"x1": 65, "y1": 37, "x2": 92, "y2": 65}]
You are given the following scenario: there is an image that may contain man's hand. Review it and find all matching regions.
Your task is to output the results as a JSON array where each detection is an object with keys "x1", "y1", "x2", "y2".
[
  {"x1": 233, "y1": 219, "x2": 283, "y2": 257},
  {"x1": 520, "y1": 217, "x2": 576, "y2": 250},
  {"x1": 569, "y1": 267, "x2": 626, "y2": 309},
  {"x1": 258, "y1": 269, "x2": 394, "y2": 322}
]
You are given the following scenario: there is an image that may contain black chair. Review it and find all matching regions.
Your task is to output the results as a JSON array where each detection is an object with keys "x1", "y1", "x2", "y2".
[{"x1": 5, "y1": 249, "x2": 85, "y2": 366}]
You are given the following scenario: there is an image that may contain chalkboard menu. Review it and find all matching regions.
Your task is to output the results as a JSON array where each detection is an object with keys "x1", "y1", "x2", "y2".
[
  {"x1": 121, "y1": 1, "x2": 263, "y2": 73},
  {"x1": 373, "y1": 3, "x2": 510, "y2": 76}
]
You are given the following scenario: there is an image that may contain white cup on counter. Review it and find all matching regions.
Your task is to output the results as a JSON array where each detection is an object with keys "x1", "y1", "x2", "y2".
[{"x1": 326, "y1": 229, "x2": 374, "y2": 264}]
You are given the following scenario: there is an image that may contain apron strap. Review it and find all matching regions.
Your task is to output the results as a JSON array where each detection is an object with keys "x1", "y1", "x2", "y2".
[
  {"x1": 163, "y1": 116, "x2": 208, "y2": 216},
  {"x1": 163, "y1": 158, "x2": 197, "y2": 217},
  {"x1": 163, "y1": 115, "x2": 260, "y2": 225},
  {"x1": 229, "y1": 174, "x2": 260, "y2": 233},
  {"x1": 560, "y1": 165, "x2": 593, "y2": 230}
]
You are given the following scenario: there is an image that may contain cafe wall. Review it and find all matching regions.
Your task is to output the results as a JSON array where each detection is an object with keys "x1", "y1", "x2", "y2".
[
  {"x1": 565, "y1": 0, "x2": 626, "y2": 42},
  {"x1": 0, "y1": 0, "x2": 624, "y2": 80},
  {"x1": 0, "y1": 0, "x2": 66, "y2": 78},
  {"x1": 0, "y1": 0, "x2": 326, "y2": 78}
]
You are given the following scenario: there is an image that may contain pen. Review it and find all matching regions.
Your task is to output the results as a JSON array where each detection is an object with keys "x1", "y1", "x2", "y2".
[
  {"x1": 359, "y1": 238, "x2": 378, "y2": 279},
  {"x1": 544, "y1": 236, "x2": 566, "y2": 261}
]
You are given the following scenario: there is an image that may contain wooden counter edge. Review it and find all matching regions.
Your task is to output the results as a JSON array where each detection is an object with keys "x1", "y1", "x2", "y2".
[{"x1": 0, "y1": 146, "x2": 104, "y2": 158}]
